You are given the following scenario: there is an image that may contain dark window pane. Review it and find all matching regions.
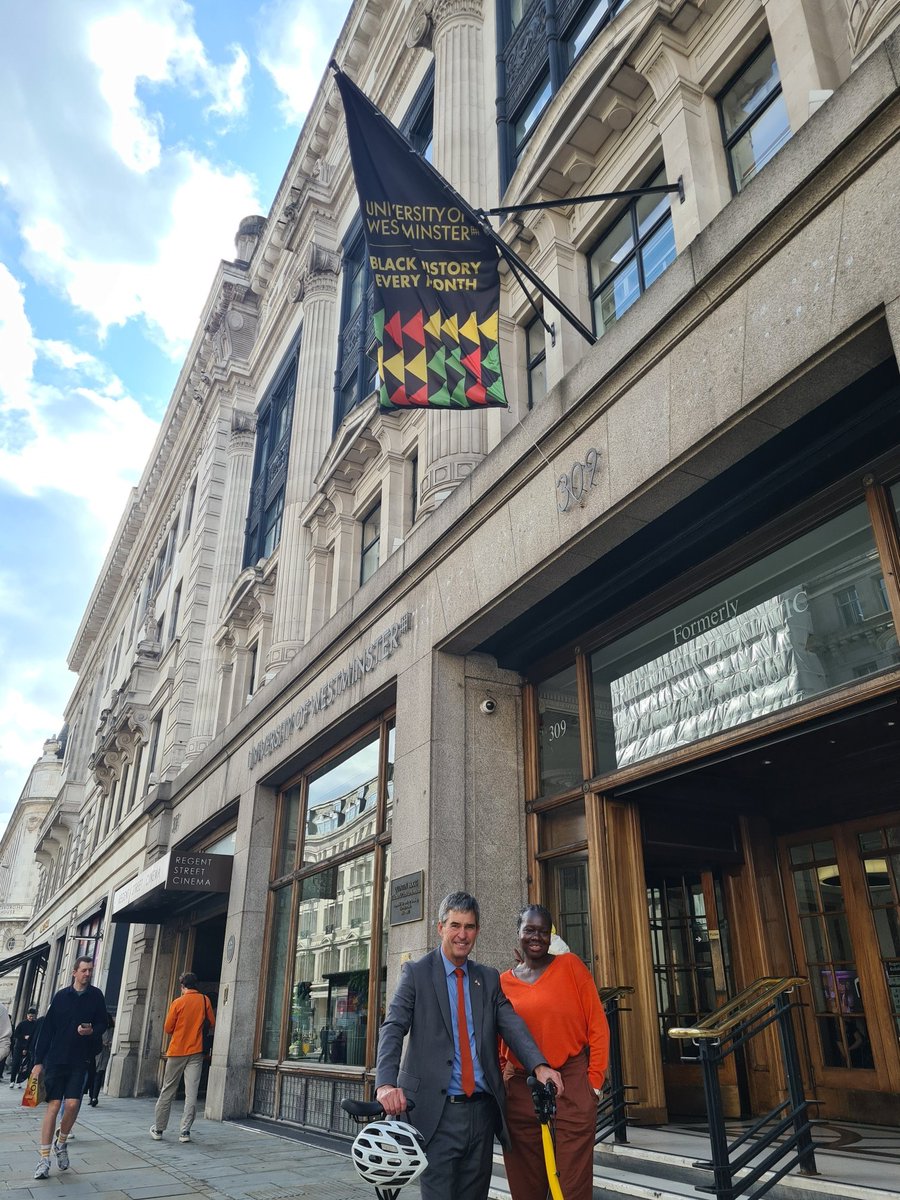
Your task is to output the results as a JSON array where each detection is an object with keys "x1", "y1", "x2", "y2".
[
  {"x1": 536, "y1": 665, "x2": 583, "y2": 795},
  {"x1": 260, "y1": 888, "x2": 292, "y2": 1058},
  {"x1": 277, "y1": 785, "x2": 301, "y2": 877}
]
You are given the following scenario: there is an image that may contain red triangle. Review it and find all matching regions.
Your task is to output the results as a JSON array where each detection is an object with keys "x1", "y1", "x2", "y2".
[
  {"x1": 384, "y1": 312, "x2": 403, "y2": 346},
  {"x1": 389, "y1": 382, "x2": 409, "y2": 406},
  {"x1": 402, "y1": 311, "x2": 425, "y2": 346},
  {"x1": 461, "y1": 346, "x2": 482, "y2": 381},
  {"x1": 408, "y1": 384, "x2": 429, "y2": 406},
  {"x1": 465, "y1": 382, "x2": 487, "y2": 405}
]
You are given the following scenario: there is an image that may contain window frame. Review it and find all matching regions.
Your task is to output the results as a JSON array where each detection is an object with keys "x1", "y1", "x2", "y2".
[
  {"x1": 525, "y1": 313, "x2": 547, "y2": 409},
  {"x1": 243, "y1": 343, "x2": 300, "y2": 568},
  {"x1": 587, "y1": 166, "x2": 676, "y2": 339},
  {"x1": 717, "y1": 39, "x2": 790, "y2": 196},
  {"x1": 360, "y1": 501, "x2": 382, "y2": 586}
]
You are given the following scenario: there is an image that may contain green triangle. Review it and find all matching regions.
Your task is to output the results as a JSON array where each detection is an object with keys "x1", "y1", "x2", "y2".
[
  {"x1": 450, "y1": 375, "x2": 468, "y2": 406},
  {"x1": 482, "y1": 344, "x2": 501, "y2": 374},
  {"x1": 487, "y1": 376, "x2": 507, "y2": 403},
  {"x1": 427, "y1": 383, "x2": 453, "y2": 407},
  {"x1": 428, "y1": 346, "x2": 447, "y2": 379},
  {"x1": 372, "y1": 309, "x2": 385, "y2": 343},
  {"x1": 446, "y1": 344, "x2": 464, "y2": 378}
]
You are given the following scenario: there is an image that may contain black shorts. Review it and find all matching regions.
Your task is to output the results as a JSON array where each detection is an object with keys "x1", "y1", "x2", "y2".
[{"x1": 44, "y1": 1065, "x2": 89, "y2": 1102}]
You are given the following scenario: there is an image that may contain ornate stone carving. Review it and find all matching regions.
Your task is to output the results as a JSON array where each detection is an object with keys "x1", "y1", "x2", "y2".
[
  {"x1": 407, "y1": 5, "x2": 434, "y2": 48},
  {"x1": 848, "y1": 0, "x2": 900, "y2": 61},
  {"x1": 431, "y1": 0, "x2": 483, "y2": 28}
]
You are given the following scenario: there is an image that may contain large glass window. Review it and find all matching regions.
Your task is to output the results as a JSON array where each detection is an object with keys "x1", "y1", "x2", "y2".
[
  {"x1": 360, "y1": 503, "x2": 382, "y2": 586},
  {"x1": 243, "y1": 353, "x2": 297, "y2": 566},
  {"x1": 260, "y1": 717, "x2": 393, "y2": 1072},
  {"x1": 588, "y1": 169, "x2": 676, "y2": 339},
  {"x1": 859, "y1": 823, "x2": 900, "y2": 1043},
  {"x1": 719, "y1": 41, "x2": 791, "y2": 194},
  {"x1": 589, "y1": 503, "x2": 897, "y2": 772}
]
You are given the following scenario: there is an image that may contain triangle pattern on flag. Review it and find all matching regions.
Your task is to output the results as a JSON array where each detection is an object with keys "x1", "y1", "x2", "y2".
[
  {"x1": 384, "y1": 311, "x2": 403, "y2": 346},
  {"x1": 424, "y1": 310, "x2": 442, "y2": 340},
  {"x1": 461, "y1": 346, "x2": 482, "y2": 381},
  {"x1": 402, "y1": 311, "x2": 425, "y2": 346},
  {"x1": 407, "y1": 348, "x2": 428, "y2": 384},
  {"x1": 384, "y1": 349, "x2": 406, "y2": 383},
  {"x1": 459, "y1": 313, "x2": 479, "y2": 345}
]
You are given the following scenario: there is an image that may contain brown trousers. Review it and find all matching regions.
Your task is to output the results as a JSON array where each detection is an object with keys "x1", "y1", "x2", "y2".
[{"x1": 502, "y1": 1053, "x2": 597, "y2": 1200}]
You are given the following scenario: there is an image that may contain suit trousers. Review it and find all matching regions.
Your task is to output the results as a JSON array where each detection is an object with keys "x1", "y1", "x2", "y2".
[
  {"x1": 153, "y1": 1054, "x2": 204, "y2": 1133},
  {"x1": 502, "y1": 1053, "x2": 597, "y2": 1200},
  {"x1": 420, "y1": 1096, "x2": 499, "y2": 1200}
]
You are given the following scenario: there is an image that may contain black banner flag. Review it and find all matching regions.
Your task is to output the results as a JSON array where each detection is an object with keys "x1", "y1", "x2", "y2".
[{"x1": 333, "y1": 67, "x2": 507, "y2": 412}]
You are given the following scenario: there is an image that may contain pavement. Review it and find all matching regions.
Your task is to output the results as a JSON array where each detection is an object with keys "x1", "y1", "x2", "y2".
[{"x1": 0, "y1": 1082, "x2": 372, "y2": 1200}]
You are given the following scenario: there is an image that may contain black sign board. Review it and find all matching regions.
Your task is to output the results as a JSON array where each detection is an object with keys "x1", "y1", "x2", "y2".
[{"x1": 390, "y1": 871, "x2": 424, "y2": 925}]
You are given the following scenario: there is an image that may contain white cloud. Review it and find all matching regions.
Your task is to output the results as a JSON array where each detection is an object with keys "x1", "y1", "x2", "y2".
[
  {"x1": 258, "y1": 0, "x2": 345, "y2": 126},
  {"x1": 0, "y1": 263, "x2": 157, "y2": 524},
  {"x1": 0, "y1": 0, "x2": 260, "y2": 360}
]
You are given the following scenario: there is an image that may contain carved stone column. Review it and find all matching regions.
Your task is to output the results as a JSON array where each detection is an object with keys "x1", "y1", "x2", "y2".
[
  {"x1": 419, "y1": 0, "x2": 491, "y2": 516},
  {"x1": 265, "y1": 242, "x2": 340, "y2": 677},
  {"x1": 760, "y1": 0, "x2": 844, "y2": 130},
  {"x1": 184, "y1": 411, "x2": 256, "y2": 760}
]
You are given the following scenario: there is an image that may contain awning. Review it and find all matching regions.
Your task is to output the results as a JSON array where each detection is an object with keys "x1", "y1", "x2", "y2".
[
  {"x1": 111, "y1": 851, "x2": 233, "y2": 924},
  {"x1": 0, "y1": 941, "x2": 50, "y2": 978}
]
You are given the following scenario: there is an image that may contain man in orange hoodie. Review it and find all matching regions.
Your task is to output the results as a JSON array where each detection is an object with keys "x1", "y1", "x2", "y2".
[{"x1": 149, "y1": 972, "x2": 214, "y2": 1144}]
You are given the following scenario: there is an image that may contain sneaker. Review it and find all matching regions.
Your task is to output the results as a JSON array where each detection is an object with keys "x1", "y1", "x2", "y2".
[
  {"x1": 33, "y1": 1158, "x2": 50, "y2": 1180},
  {"x1": 53, "y1": 1140, "x2": 69, "y2": 1171},
  {"x1": 8, "y1": 1081, "x2": 14, "y2": 1089},
  {"x1": 178, "y1": 1131, "x2": 191, "y2": 1143},
  {"x1": 149, "y1": 1127, "x2": 163, "y2": 1141}
]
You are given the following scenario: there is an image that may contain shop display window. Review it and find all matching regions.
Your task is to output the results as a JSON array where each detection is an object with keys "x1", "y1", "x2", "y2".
[{"x1": 589, "y1": 502, "x2": 897, "y2": 771}]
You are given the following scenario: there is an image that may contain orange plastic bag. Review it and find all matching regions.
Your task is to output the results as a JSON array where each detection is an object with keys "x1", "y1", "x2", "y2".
[{"x1": 21, "y1": 1073, "x2": 45, "y2": 1107}]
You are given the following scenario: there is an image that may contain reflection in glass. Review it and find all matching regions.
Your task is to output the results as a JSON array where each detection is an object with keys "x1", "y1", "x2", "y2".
[
  {"x1": 859, "y1": 822, "x2": 900, "y2": 1031},
  {"x1": 260, "y1": 888, "x2": 292, "y2": 1058},
  {"x1": 277, "y1": 786, "x2": 300, "y2": 877},
  {"x1": 720, "y1": 43, "x2": 791, "y2": 193},
  {"x1": 386, "y1": 724, "x2": 395, "y2": 831},
  {"x1": 305, "y1": 733, "x2": 380, "y2": 865},
  {"x1": 288, "y1": 855, "x2": 375, "y2": 1066},
  {"x1": 790, "y1": 847, "x2": 873, "y2": 1070},
  {"x1": 536, "y1": 665, "x2": 582, "y2": 796},
  {"x1": 590, "y1": 504, "x2": 895, "y2": 770},
  {"x1": 548, "y1": 857, "x2": 591, "y2": 963}
]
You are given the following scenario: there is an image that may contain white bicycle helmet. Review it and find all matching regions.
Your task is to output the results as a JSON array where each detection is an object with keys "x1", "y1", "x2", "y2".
[{"x1": 351, "y1": 1119, "x2": 428, "y2": 1188}]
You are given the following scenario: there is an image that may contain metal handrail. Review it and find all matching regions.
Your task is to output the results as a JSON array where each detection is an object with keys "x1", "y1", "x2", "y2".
[
  {"x1": 596, "y1": 984, "x2": 635, "y2": 1145},
  {"x1": 668, "y1": 977, "x2": 806, "y2": 1040},
  {"x1": 599, "y1": 984, "x2": 635, "y2": 1004},
  {"x1": 667, "y1": 978, "x2": 818, "y2": 1200}
]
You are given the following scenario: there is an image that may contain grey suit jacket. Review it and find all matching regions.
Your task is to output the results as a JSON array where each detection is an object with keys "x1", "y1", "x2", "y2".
[{"x1": 375, "y1": 948, "x2": 546, "y2": 1145}]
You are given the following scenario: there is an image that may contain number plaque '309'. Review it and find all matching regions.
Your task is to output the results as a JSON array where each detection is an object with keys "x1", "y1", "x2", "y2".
[{"x1": 557, "y1": 448, "x2": 602, "y2": 512}]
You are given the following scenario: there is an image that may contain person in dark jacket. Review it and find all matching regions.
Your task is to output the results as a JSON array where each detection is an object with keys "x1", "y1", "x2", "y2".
[
  {"x1": 30, "y1": 956, "x2": 107, "y2": 1180},
  {"x1": 9, "y1": 1007, "x2": 39, "y2": 1087}
]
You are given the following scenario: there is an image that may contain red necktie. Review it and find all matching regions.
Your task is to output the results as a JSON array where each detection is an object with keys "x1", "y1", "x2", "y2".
[{"x1": 454, "y1": 968, "x2": 476, "y2": 1096}]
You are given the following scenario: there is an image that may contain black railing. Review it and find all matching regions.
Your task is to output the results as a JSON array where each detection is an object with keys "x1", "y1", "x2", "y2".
[
  {"x1": 596, "y1": 985, "x2": 635, "y2": 1144},
  {"x1": 668, "y1": 977, "x2": 818, "y2": 1200}
]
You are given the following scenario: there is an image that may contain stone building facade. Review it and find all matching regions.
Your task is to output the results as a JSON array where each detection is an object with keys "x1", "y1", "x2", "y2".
[{"x1": 8, "y1": 0, "x2": 900, "y2": 1133}]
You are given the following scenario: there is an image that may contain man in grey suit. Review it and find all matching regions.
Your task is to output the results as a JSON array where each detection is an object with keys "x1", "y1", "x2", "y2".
[{"x1": 376, "y1": 891, "x2": 564, "y2": 1199}]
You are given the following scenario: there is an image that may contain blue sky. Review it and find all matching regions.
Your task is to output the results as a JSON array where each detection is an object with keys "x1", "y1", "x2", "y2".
[{"x1": 0, "y1": 0, "x2": 349, "y2": 837}]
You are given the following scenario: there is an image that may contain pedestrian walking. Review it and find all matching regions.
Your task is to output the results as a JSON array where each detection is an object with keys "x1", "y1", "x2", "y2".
[
  {"x1": 149, "y1": 972, "x2": 214, "y2": 1144},
  {"x1": 30, "y1": 955, "x2": 108, "y2": 1179},
  {"x1": 10, "y1": 1006, "x2": 39, "y2": 1087}
]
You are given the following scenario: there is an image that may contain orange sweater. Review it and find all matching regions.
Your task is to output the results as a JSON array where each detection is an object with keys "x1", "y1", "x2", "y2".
[
  {"x1": 499, "y1": 953, "x2": 610, "y2": 1089},
  {"x1": 163, "y1": 990, "x2": 214, "y2": 1058}
]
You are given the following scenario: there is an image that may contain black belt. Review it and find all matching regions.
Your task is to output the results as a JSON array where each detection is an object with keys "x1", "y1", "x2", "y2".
[{"x1": 446, "y1": 1092, "x2": 489, "y2": 1104}]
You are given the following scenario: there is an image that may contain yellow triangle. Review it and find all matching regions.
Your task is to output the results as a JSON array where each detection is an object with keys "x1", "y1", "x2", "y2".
[
  {"x1": 377, "y1": 345, "x2": 384, "y2": 373},
  {"x1": 479, "y1": 312, "x2": 499, "y2": 342},
  {"x1": 424, "y1": 310, "x2": 442, "y2": 339},
  {"x1": 408, "y1": 348, "x2": 428, "y2": 384},
  {"x1": 384, "y1": 350, "x2": 405, "y2": 382},
  {"x1": 459, "y1": 312, "x2": 479, "y2": 343},
  {"x1": 442, "y1": 313, "x2": 459, "y2": 343}
]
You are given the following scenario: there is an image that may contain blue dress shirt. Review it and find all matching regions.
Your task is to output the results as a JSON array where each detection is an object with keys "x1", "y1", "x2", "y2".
[{"x1": 440, "y1": 949, "x2": 487, "y2": 1095}]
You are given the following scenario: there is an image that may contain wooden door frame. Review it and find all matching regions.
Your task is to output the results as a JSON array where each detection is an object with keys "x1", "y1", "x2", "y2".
[{"x1": 778, "y1": 812, "x2": 900, "y2": 1097}]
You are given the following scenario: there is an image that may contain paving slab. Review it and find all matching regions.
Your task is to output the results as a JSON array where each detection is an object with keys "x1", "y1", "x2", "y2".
[{"x1": 0, "y1": 1087, "x2": 370, "y2": 1200}]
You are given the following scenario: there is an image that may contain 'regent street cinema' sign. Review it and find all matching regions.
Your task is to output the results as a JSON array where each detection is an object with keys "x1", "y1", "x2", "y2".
[{"x1": 112, "y1": 851, "x2": 233, "y2": 919}]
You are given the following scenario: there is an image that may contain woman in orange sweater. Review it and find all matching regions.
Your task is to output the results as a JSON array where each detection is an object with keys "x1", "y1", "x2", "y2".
[{"x1": 499, "y1": 905, "x2": 609, "y2": 1200}]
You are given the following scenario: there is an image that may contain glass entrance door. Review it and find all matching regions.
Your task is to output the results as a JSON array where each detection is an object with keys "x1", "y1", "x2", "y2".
[
  {"x1": 646, "y1": 870, "x2": 741, "y2": 1115},
  {"x1": 781, "y1": 816, "x2": 900, "y2": 1123}
]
